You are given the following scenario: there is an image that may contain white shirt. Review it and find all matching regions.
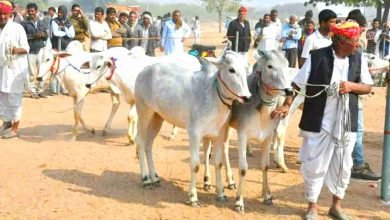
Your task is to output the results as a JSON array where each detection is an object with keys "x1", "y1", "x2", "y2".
[
  {"x1": 89, "y1": 19, "x2": 112, "y2": 52},
  {"x1": 162, "y1": 20, "x2": 191, "y2": 55},
  {"x1": 294, "y1": 51, "x2": 373, "y2": 136},
  {"x1": 51, "y1": 21, "x2": 75, "y2": 39},
  {"x1": 0, "y1": 21, "x2": 29, "y2": 93},
  {"x1": 301, "y1": 30, "x2": 332, "y2": 59},
  {"x1": 254, "y1": 23, "x2": 280, "y2": 52}
]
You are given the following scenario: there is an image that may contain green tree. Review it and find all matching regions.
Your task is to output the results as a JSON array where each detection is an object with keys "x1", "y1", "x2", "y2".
[
  {"x1": 304, "y1": 0, "x2": 390, "y2": 25},
  {"x1": 200, "y1": 0, "x2": 242, "y2": 33}
]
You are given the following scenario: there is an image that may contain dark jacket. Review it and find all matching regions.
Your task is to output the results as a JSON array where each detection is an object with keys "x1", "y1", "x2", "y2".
[
  {"x1": 140, "y1": 23, "x2": 160, "y2": 56},
  {"x1": 299, "y1": 46, "x2": 361, "y2": 132},
  {"x1": 50, "y1": 18, "x2": 73, "y2": 51},
  {"x1": 21, "y1": 18, "x2": 48, "y2": 54},
  {"x1": 227, "y1": 19, "x2": 251, "y2": 52}
]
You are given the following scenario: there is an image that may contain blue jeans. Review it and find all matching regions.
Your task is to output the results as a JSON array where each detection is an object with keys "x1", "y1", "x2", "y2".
[{"x1": 352, "y1": 107, "x2": 365, "y2": 166}]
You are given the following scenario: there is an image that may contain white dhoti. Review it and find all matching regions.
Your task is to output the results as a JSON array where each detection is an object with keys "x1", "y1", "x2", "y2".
[
  {"x1": 0, "y1": 91, "x2": 23, "y2": 122},
  {"x1": 299, "y1": 129, "x2": 357, "y2": 203}
]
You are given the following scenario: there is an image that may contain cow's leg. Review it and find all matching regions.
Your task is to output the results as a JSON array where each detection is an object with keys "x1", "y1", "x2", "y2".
[
  {"x1": 188, "y1": 129, "x2": 201, "y2": 207},
  {"x1": 168, "y1": 125, "x2": 178, "y2": 141},
  {"x1": 102, "y1": 92, "x2": 120, "y2": 136},
  {"x1": 127, "y1": 106, "x2": 137, "y2": 145},
  {"x1": 71, "y1": 98, "x2": 80, "y2": 141},
  {"x1": 213, "y1": 124, "x2": 229, "y2": 202},
  {"x1": 135, "y1": 108, "x2": 155, "y2": 188},
  {"x1": 202, "y1": 138, "x2": 212, "y2": 191},
  {"x1": 235, "y1": 133, "x2": 248, "y2": 213},
  {"x1": 261, "y1": 136, "x2": 273, "y2": 206},
  {"x1": 273, "y1": 123, "x2": 288, "y2": 173},
  {"x1": 223, "y1": 128, "x2": 235, "y2": 190},
  {"x1": 77, "y1": 98, "x2": 95, "y2": 135},
  {"x1": 144, "y1": 113, "x2": 163, "y2": 187}
]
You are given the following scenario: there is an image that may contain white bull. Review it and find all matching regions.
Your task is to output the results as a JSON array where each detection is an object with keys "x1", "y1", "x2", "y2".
[
  {"x1": 85, "y1": 47, "x2": 202, "y2": 145},
  {"x1": 36, "y1": 43, "x2": 129, "y2": 140},
  {"x1": 134, "y1": 51, "x2": 251, "y2": 206}
]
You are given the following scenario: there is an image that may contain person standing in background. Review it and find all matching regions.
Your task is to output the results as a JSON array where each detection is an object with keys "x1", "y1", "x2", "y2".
[
  {"x1": 192, "y1": 16, "x2": 200, "y2": 44},
  {"x1": 69, "y1": 4, "x2": 89, "y2": 51},
  {"x1": 139, "y1": 12, "x2": 160, "y2": 56},
  {"x1": 105, "y1": 7, "x2": 126, "y2": 49},
  {"x1": 89, "y1": 7, "x2": 112, "y2": 52},
  {"x1": 123, "y1": 11, "x2": 141, "y2": 50},
  {"x1": 282, "y1": 15, "x2": 302, "y2": 68},
  {"x1": 226, "y1": 6, "x2": 251, "y2": 59},
  {"x1": 21, "y1": 3, "x2": 48, "y2": 99},
  {"x1": 161, "y1": 9, "x2": 191, "y2": 54}
]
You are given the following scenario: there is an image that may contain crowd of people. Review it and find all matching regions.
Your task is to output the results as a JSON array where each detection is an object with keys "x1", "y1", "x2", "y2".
[{"x1": 0, "y1": 1, "x2": 385, "y2": 219}]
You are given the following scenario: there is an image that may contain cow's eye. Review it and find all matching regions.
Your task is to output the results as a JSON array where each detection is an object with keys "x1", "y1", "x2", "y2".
[
  {"x1": 267, "y1": 65, "x2": 273, "y2": 69},
  {"x1": 228, "y1": 68, "x2": 235, "y2": 73},
  {"x1": 97, "y1": 65, "x2": 101, "y2": 69}
]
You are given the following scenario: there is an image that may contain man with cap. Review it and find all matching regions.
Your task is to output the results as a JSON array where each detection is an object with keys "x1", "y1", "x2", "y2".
[
  {"x1": 227, "y1": 6, "x2": 251, "y2": 59},
  {"x1": 140, "y1": 12, "x2": 160, "y2": 56},
  {"x1": 291, "y1": 21, "x2": 373, "y2": 220},
  {"x1": 345, "y1": 9, "x2": 382, "y2": 182},
  {"x1": 161, "y1": 9, "x2": 191, "y2": 54},
  {"x1": 0, "y1": 0, "x2": 30, "y2": 138}
]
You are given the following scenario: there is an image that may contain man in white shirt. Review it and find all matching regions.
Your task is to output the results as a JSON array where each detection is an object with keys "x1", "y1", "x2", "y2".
[
  {"x1": 294, "y1": 22, "x2": 372, "y2": 220},
  {"x1": 300, "y1": 9, "x2": 337, "y2": 66},
  {"x1": 0, "y1": 1, "x2": 30, "y2": 139},
  {"x1": 161, "y1": 10, "x2": 191, "y2": 55},
  {"x1": 254, "y1": 14, "x2": 280, "y2": 52},
  {"x1": 89, "y1": 7, "x2": 112, "y2": 52}
]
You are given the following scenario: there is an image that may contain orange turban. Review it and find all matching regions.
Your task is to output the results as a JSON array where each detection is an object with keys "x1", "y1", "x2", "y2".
[
  {"x1": 0, "y1": 1, "x2": 12, "y2": 14},
  {"x1": 330, "y1": 21, "x2": 361, "y2": 39},
  {"x1": 238, "y1": 6, "x2": 247, "y2": 15}
]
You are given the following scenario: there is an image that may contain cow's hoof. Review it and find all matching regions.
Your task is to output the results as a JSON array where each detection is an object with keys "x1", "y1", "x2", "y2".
[
  {"x1": 203, "y1": 184, "x2": 211, "y2": 192},
  {"x1": 102, "y1": 130, "x2": 107, "y2": 136},
  {"x1": 187, "y1": 201, "x2": 200, "y2": 208},
  {"x1": 152, "y1": 181, "x2": 161, "y2": 188},
  {"x1": 263, "y1": 198, "x2": 273, "y2": 206},
  {"x1": 281, "y1": 166, "x2": 289, "y2": 173},
  {"x1": 68, "y1": 136, "x2": 76, "y2": 142},
  {"x1": 128, "y1": 139, "x2": 135, "y2": 146},
  {"x1": 227, "y1": 183, "x2": 236, "y2": 190},
  {"x1": 216, "y1": 195, "x2": 228, "y2": 202},
  {"x1": 91, "y1": 128, "x2": 95, "y2": 135},
  {"x1": 235, "y1": 204, "x2": 245, "y2": 213}
]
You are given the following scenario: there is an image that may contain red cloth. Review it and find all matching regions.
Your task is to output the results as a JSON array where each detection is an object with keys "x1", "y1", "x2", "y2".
[
  {"x1": 330, "y1": 21, "x2": 360, "y2": 39},
  {"x1": 238, "y1": 6, "x2": 247, "y2": 14},
  {"x1": 0, "y1": 1, "x2": 12, "y2": 14}
]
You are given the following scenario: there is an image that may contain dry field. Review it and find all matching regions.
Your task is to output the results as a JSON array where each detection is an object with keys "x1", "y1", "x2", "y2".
[{"x1": 0, "y1": 22, "x2": 389, "y2": 219}]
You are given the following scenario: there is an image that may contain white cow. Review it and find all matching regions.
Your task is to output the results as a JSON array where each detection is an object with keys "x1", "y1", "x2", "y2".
[
  {"x1": 85, "y1": 47, "x2": 201, "y2": 145},
  {"x1": 134, "y1": 51, "x2": 251, "y2": 206},
  {"x1": 36, "y1": 43, "x2": 129, "y2": 140}
]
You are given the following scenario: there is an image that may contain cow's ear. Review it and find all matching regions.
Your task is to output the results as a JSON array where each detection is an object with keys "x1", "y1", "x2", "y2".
[
  {"x1": 81, "y1": 61, "x2": 90, "y2": 69},
  {"x1": 106, "y1": 61, "x2": 113, "y2": 69}
]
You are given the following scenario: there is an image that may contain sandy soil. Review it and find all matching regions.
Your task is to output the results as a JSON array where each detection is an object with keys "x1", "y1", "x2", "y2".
[{"x1": 0, "y1": 22, "x2": 389, "y2": 220}]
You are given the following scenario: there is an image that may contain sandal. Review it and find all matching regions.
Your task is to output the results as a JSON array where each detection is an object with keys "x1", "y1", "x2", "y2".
[
  {"x1": 328, "y1": 207, "x2": 351, "y2": 220},
  {"x1": 304, "y1": 210, "x2": 318, "y2": 220}
]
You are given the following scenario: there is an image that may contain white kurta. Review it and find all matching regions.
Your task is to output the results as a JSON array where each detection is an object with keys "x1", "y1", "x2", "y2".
[
  {"x1": 301, "y1": 30, "x2": 332, "y2": 59},
  {"x1": 0, "y1": 20, "x2": 29, "y2": 122},
  {"x1": 294, "y1": 51, "x2": 373, "y2": 203},
  {"x1": 162, "y1": 20, "x2": 191, "y2": 55},
  {"x1": 254, "y1": 23, "x2": 280, "y2": 52}
]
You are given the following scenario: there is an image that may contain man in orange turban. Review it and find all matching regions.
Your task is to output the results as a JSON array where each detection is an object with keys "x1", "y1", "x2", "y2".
[
  {"x1": 0, "y1": 0, "x2": 30, "y2": 139},
  {"x1": 280, "y1": 21, "x2": 374, "y2": 220}
]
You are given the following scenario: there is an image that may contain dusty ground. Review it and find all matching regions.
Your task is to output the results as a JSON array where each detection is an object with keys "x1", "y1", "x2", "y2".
[{"x1": 0, "y1": 22, "x2": 389, "y2": 220}]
